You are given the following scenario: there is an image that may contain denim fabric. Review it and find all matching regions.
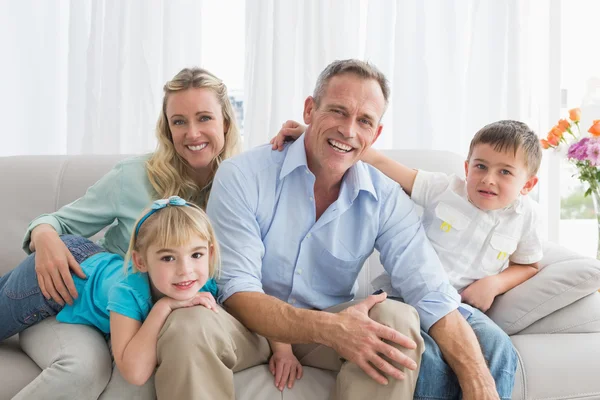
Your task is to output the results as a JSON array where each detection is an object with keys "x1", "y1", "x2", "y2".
[
  {"x1": 0, "y1": 235, "x2": 104, "y2": 341},
  {"x1": 414, "y1": 307, "x2": 517, "y2": 400}
]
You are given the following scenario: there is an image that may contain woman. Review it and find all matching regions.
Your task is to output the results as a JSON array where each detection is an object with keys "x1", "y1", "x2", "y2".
[{"x1": 11, "y1": 67, "x2": 241, "y2": 399}]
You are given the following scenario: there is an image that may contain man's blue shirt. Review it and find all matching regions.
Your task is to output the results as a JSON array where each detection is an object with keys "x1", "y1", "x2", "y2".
[{"x1": 207, "y1": 135, "x2": 463, "y2": 331}]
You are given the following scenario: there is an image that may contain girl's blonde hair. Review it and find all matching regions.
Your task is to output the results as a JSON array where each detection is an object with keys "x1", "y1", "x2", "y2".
[
  {"x1": 124, "y1": 202, "x2": 221, "y2": 279},
  {"x1": 146, "y1": 67, "x2": 242, "y2": 209}
]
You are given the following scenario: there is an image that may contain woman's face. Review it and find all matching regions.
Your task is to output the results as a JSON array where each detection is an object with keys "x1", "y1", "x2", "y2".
[{"x1": 166, "y1": 88, "x2": 226, "y2": 183}]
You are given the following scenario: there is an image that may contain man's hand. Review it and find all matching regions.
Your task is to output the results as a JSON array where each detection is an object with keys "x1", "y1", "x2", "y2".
[
  {"x1": 32, "y1": 225, "x2": 87, "y2": 306},
  {"x1": 323, "y1": 292, "x2": 418, "y2": 385},
  {"x1": 460, "y1": 276, "x2": 500, "y2": 312}
]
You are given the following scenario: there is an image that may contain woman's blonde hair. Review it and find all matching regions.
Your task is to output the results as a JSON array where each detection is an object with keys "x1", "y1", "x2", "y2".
[
  {"x1": 146, "y1": 67, "x2": 241, "y2": 209},
  {"x1": 124, "y1": 202, "x2": 221, "y2": 279}
]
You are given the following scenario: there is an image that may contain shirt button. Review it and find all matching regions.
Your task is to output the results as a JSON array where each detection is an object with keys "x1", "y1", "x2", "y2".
[
  {"x1": 306, "y1": 233, "x2": 312, "y2": 239},
  {"x1": 305, "y1": 169, "x2": 310, "y2": 174},
  {"x1": 296, "y1": 269, "x2": 303, "y2": 275},
  {"x1": 290, "y1": 298, "x2": 296, "y2": 304},
  {"x1": 309, "y1": 196, "x2": 314, "y2": 201}
]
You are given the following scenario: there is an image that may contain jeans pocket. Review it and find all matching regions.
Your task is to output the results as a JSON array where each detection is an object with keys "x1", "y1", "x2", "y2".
[{"x1": 21, "y1": 304, "x2": 54, "y2": 326}]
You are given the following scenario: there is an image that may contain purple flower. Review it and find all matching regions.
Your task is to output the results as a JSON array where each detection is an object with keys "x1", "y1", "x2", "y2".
[
  {"x1": 587, "y1": 140, "x2": 600, "y2": 166},
  {"x1": 568, "y1": 138, "x2": 590, "y2": 161}
]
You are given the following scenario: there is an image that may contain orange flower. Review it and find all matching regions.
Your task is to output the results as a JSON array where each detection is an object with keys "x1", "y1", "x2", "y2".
[
  {"x1": 547, "y1": 134, "x2": 560, "y2": 146},
  {"x1": 569, "y1": 108, "x2": 581, "y2": 122},
  {"x1": 557, "y1": 118, "x2": 570, "y2": 132},
  {"x1": 540, "y1": 139, "x2": 550, "y2": 149},
  {"x1": 548, "y1": 126, "x2": 563, "y2": 140},
  {"x1": 589, "y1": 120, "x2": 600, "y2": 137}
]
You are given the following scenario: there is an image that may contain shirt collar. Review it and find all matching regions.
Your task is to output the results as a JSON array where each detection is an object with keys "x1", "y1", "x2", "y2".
[{"x1": 279, "y1": 134, "x2": 378, "y2": 201}]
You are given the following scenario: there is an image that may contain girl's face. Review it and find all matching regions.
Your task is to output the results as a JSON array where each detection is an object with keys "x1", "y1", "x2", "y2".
[
  {"x1": 165, "y1": 87, "x2": 227, "y2": 185},
  {"x1": 133, "y1": 237, "x2": 211, "y2": 301}
]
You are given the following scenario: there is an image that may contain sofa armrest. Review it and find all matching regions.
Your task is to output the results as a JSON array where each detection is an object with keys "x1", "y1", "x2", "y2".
[{"x1": 487, "y1": 242, "x2": 600, "y2": 335}]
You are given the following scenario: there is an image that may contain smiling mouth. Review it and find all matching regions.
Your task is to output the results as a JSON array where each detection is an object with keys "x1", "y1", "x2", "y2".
[
  {"x1": 187, "y1": 143, "x2": 208, "y2": 151},
  {"x1": 478, "y1": 190, "x2": 497, "y2": 197},
  {"x1": 173, "y1": 280, "x2": 197, "y2": 290},
  {"x1": 327, "y1": 139, "x2": 353, "y2": 153}
]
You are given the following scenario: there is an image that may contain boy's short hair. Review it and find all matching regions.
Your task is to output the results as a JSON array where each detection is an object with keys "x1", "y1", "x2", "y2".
[{"x1": 467, "y1": 120, "x2": 542, "y2": 176}]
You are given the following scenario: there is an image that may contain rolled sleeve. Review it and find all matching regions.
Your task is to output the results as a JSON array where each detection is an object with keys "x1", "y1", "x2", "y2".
[
  {"x1": 207, "y1": 161, "x2": 266, "y2": 305},
  {"x1": 375, "y1": 183, "x2": 462, "y2": 331}
]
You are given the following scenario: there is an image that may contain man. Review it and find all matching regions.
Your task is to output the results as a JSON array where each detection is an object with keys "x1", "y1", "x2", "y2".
[{"x1": 155, "y1": 59, "x2": 514, "y2": 400}]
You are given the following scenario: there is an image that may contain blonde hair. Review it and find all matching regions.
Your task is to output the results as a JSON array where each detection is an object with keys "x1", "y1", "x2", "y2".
[
  {"x1": 124, "y1": 202, "x2": 221, "y2": 279},
  {"x1": 146, "y1": 67, "x2": 242, "y2": 209}
]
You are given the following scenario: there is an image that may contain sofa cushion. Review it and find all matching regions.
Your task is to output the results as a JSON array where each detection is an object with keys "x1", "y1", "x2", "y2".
[
  {"x1": 517, "y1": 291, "x2": 600, "y2": 335},
  {"x1": 487, "y1": 243, "x2": 600, "y2": 335}
]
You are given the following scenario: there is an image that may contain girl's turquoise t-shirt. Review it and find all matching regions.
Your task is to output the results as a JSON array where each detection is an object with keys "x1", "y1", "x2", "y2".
[{"x1": 56, "y1": 252, "x2": 218, "y2": 334}]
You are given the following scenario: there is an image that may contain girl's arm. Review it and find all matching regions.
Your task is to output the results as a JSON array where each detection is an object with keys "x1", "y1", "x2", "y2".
[
  {"x1": 110, "y1": 293, "x2": 218, "y2": 386},
  {"x1": 361, "y1": 148, "x2": 418, "y2": 196}
]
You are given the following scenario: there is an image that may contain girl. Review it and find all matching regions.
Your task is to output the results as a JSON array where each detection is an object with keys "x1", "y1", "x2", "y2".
[{"x1": 1, "y1": 196, "x2": 220, "y2": 386}]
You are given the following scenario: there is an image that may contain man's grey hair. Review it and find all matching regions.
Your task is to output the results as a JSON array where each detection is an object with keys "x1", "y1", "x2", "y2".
[{"x1": 313, "y1": 59, "x2": 390, "y2": 112}]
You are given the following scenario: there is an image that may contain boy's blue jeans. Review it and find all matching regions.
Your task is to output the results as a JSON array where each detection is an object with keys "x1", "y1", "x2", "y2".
[
  {"x1": 0, "y1": 235, "x2": 104, "y2": 341},
  {"x1": 415, "y1": 307, "x2": 517, "y2": 400}
]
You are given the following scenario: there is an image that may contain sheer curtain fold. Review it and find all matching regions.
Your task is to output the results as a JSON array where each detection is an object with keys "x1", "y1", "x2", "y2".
[
  {"x1": 244, "y1": 0, "x2": 557, "y2": 157},
  {"x1": 2, "y1": 0, "x2": 206, "y2": 156}
]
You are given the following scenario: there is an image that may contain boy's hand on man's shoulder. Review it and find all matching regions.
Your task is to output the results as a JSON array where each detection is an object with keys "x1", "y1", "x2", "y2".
[{"x1": 460, "y1": 276, "x2": 501, "y2": 313}]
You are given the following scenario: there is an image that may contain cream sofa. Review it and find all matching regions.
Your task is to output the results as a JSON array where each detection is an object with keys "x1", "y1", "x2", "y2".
[{"x1": 1, "y1": 151, "x2": 600, "y2": 400}]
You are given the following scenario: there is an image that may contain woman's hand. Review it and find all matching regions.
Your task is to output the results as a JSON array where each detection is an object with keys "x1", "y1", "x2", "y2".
[
  {"x1": 163, "y1": 292, "x2": 219, "y2": 313},
  {"x1": 31, "y1": 225, "x2": 86, "y2": 306},
  {"x1": 270, "y1": 120, "x2": 306, "y2": 151},
  {"x1": 268, "y1": 342, "x2": 303, "y2": 391}
]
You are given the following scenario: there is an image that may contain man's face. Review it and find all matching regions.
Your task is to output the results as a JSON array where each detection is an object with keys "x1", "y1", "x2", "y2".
[{"x1": 303, "y1": 73, "x2": 385, "y2": 178}]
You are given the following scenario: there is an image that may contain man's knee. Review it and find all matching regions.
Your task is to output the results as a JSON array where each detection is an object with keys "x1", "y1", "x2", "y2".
[
  {"x1": 369, "y1": 300, "x2": 424, "y2": 352},
  {"x1": 158, "y1": 305, "x2": 227, "y2": 356}
]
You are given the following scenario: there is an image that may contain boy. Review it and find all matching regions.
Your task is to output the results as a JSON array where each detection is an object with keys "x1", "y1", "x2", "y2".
[{"x1": 364, "y1": 120, "x2": 542, "y2": 312}]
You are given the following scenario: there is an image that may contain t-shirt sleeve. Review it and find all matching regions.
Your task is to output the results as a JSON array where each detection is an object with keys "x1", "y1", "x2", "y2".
[
  {"x1": 199, "y1": 278, "x2": 218, "y2": 298},
  {"x1": 510, "y1": 200, "x2": 544, "y2": 265},
  {"x1": 411, "y1": 170, "x2": 453, "y2": 208},
  {"x1": 107, "y1": 272, "x2": 152, "y2": 321}
]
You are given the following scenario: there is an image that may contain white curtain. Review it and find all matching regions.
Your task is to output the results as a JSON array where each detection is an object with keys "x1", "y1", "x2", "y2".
[
  {"x1": 0, "y1": 0, "x2": 206, "y2": 156},
  {"x1": 244, "y1": 0, "x2": 558, "y2": 157}
]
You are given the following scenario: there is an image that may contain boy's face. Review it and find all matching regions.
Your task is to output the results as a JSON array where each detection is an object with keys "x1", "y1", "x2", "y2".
[
  {"x1": 464, "y1": 143, "x2": 538, "y2": 211},
  {"x1": 133, "y1": 237, "x2": 211, "y2": 301}
]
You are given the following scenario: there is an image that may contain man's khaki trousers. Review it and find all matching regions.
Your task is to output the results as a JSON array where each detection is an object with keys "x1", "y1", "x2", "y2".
[{"x1": 155, "y1": 299, "x2": 425, "y2": 400}]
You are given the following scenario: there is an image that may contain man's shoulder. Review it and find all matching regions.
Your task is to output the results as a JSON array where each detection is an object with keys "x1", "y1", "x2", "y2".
[
  {"x1": 360, "y1": 162, "x2": 407, "y2": 200},
  {"x1": 219, "y1": 144, "x2": 286, "y2": 180}
]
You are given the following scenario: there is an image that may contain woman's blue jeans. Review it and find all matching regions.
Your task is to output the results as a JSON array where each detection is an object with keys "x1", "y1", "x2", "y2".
[
  {"x1": 0, "y1": 235, "x2": 104, "y2": 341},
  {"x1": 414, "y1": 307, "x2": 517, "y2": 400}
]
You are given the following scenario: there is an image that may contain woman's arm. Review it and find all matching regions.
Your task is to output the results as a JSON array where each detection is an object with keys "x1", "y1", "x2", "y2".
[{"x1": 110, "y1": 293, "x2": 218, "y2": 386}]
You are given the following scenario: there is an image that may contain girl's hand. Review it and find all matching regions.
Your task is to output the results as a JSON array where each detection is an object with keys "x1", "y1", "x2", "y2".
[
  {"x1": 31, "y1": 225, "x2": 87, "y2": 306},
  {"x1": 163, "y1": 292, "x2": 219, "y2": 313},
  {"x1": 268, "y1": 345, "x2": 303, "y2": 391},
  {"x1": 270, "y1": 120, "x2": 306, "y2": 151}
]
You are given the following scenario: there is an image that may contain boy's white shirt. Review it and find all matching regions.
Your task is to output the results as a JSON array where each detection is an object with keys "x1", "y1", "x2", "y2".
[
  {"x1": 412, "y1": 169, "x2": 543, "y2": 292},
  {"x1": 374, "y1": 169, "x2": 543, "y2": 295}
]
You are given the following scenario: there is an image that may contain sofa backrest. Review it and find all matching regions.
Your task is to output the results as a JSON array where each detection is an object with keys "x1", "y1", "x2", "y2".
[{"x1": 0, "y1": 150, "x2": 466, "y2": 297}]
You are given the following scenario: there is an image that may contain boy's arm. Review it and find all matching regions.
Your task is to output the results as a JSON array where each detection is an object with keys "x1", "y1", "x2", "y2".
[
  {"x1": 492, "y1": 261, "x2": 539, "y2": 295},
  {"x1": 361, "y1": 148, "x2": 418, "y2": 195}
]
